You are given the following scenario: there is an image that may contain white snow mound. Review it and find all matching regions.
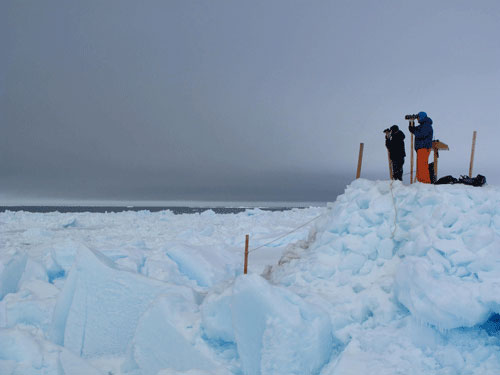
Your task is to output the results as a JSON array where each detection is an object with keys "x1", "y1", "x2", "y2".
[{"x1": 3, "y1": 181, "x2": 500, "y2": 374}]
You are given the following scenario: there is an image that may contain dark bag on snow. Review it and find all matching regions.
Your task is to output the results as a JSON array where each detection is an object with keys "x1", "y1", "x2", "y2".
[
  {"x1": 459, "y1": 174, "x2": 487, "y2": 187},
  {"x1": 435, "y1": 175, "x2": 458, "y2": 185},
  {"x1": 473, "y1": 174, "x2": 487, "y2": 186}
]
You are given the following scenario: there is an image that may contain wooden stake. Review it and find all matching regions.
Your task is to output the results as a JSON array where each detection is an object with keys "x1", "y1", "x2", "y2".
[
  {"x1": 410, "y1": 120, "x2": 414, "y2": 184},
  {"x1": 356, "y1": 143, "x2": 364, "y2": 179},
  {"x1": 244, "y1": 234, "x2": 249, "y2": 274},
  {"x1": 469, "y1": 131, "x2": 477, "y2": 177},
  {"x1": 432, "y1": 140, "x2": 449, "y2": 182}
]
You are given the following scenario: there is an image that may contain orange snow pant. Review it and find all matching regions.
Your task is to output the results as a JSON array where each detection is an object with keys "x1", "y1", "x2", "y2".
[{"x1": 416, "y1": 148, "x2": 431, "y2": 183}]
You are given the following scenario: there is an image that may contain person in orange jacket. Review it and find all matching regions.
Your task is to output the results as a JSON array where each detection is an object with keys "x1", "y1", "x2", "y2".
[{"x1": 409, "y1": 112, "x2": 433, "y2": 183}]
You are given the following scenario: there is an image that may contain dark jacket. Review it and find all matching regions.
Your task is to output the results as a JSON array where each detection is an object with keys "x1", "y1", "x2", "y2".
[
  {"x1": 386, "y1": 129, "x2": 406, "y2": 160},
  {"x1": 409, "y1": 112, "x2": 433, "y2": 150}
]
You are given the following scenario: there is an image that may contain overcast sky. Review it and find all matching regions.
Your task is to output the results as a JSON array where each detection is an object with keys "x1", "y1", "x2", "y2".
[{"x1": 1, "y1": 0, "x2": 499, "y2": 204}]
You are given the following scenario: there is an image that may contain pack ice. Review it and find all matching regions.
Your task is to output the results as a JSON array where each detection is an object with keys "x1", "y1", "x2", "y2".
[{"x1": 1, "y1": 180, "x2": 500, "y2": 374}]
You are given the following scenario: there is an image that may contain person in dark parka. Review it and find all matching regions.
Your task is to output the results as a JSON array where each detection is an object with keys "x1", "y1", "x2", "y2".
[
  {"x1": 408, "y1": 111, "x2": 433, "y2": 183},
  {"x1": 385, "y1": 125, "x2": 406, "y2": 181}
]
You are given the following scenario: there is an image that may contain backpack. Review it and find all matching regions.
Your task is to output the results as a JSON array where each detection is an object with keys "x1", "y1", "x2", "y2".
[
  {"x1": 459, "y1": 174, "x2": 487, "y2": 187},
  {"x1": 473, "y1": 174, "x2": 487, "y2": 187},
  {"x1": 435, "y1": 175, "x2": 458, "y2": 185}
]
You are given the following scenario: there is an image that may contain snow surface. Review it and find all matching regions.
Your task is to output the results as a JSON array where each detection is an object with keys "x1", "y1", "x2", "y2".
[{"x1": 2, "y1": 180, "x2": 500, "y2": 374}]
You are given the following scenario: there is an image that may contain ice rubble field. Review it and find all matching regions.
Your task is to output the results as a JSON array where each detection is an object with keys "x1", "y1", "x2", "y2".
[{"x1": 2, "y1": 180, "x2": 500, "y2": 374}]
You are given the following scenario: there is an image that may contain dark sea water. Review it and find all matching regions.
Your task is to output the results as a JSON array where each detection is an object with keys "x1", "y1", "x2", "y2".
[{"x1": 0, "y1": 206, "x2": 297, "y2": 214}]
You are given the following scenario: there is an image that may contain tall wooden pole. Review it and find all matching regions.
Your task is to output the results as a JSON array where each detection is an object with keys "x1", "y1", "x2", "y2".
[
  {"x1": 244, "y1": 234, "x2": 249, "y2": 274},
  {"x1": 356, "y1": 143, "x2": 364, "y2": 179},
  {"x1": 469, "y1": 131, "x2": 477, "y2": 177},
  {"x1": 410, "y1": 120, "x2": 414, "y2": 184}
]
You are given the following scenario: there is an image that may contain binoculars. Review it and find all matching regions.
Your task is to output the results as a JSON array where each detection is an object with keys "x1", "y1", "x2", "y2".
[{"x1": 405, "y1": 114, "x2": 418, "y2": 120}]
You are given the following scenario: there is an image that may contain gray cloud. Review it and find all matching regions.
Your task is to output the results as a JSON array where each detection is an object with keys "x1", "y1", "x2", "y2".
[{"x1": 2, "y1": 0, "x2": 500, "y2": 204}]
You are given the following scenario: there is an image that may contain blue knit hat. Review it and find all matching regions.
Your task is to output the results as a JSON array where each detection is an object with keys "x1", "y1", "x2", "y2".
[{"x1": 418, "y1": 112, "x2": 427, "y2": 122}]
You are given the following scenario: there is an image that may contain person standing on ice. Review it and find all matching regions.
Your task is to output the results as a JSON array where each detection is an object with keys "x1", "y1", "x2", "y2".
[
  {"x1": 409, "y1": 111, "x2": 433, "y2": 183},
  {"x1": 385, "y1": 125, "x2": 406, "y2": 181}
]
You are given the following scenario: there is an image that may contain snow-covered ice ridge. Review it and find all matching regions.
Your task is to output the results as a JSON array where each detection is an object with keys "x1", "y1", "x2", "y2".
[{"x1": 1, "y1": 180, "x2": 500, "y2": 374}]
